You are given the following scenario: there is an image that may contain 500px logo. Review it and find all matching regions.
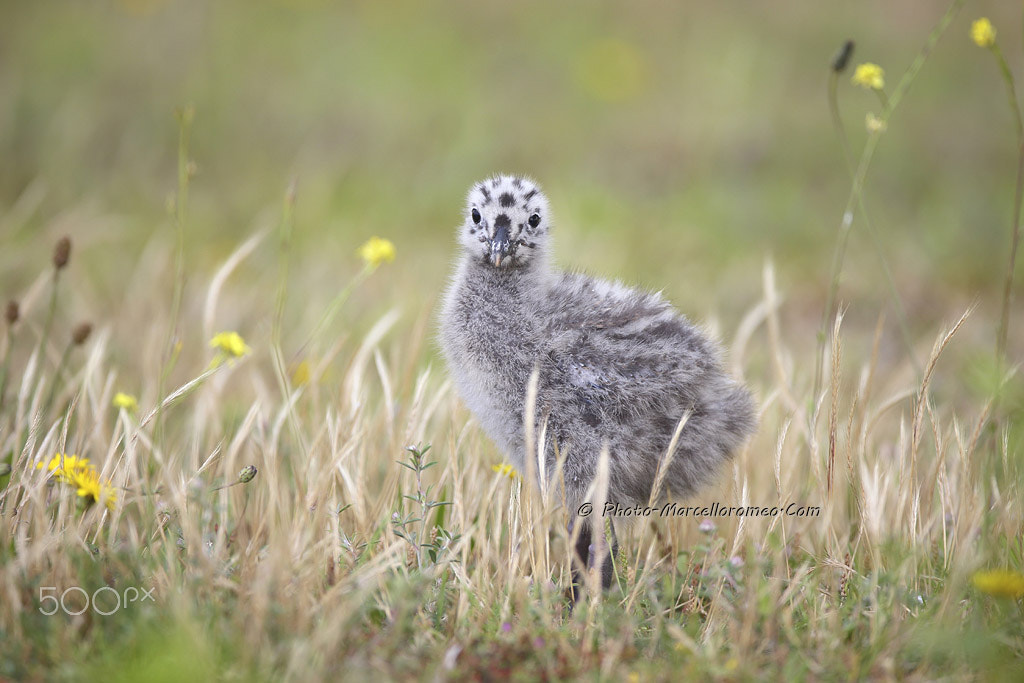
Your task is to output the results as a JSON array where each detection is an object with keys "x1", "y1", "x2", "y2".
[{"x1": 39, "y1": 586, "x2": 155, "y2": 616}]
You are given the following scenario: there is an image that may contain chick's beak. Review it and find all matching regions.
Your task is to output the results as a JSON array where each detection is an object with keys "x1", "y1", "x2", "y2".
[{"x1": 490, "y1": 225, "x2": 510, "y2": 267}]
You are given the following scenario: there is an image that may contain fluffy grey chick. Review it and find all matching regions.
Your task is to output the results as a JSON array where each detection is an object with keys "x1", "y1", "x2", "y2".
[{"x1": 439, "y1": 175, "x2": 755, "y2": 597}]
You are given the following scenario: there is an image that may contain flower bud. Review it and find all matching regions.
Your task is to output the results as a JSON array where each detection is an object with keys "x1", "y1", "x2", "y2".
[
  {"x1": 72, "y1": 322, "x2": 92, "y2": 346},
  {"x1": 831, "y1": 40, "x2": 854, "y2": 74},
  {"x1": 53, "y1": 236, "x2": 71, "y2": 270}
]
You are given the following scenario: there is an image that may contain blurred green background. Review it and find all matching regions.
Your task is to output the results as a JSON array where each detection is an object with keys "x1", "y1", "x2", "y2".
[{"x1": 1, "y1": 0, "x2": 1021, "y2": 372}]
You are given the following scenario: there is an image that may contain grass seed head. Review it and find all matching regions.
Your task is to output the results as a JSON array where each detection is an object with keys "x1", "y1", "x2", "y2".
[
  {"x1": 53, "y1": 236, "x2": 71, "y2": 270},
  {"x1": 72, "y1": 322, "x2": 92, "y2": 346},
  {"x1": 831, "y1": 40, "x2": 854, "y2": 73}
]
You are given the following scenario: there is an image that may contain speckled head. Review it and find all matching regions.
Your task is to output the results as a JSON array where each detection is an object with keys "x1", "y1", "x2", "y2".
[{"x1": 461, "y1": 175, "x2": 551, "y2": 268}]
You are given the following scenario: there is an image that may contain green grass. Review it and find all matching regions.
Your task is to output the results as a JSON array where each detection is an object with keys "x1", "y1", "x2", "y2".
[{"x1": 2, "y1": 0, "x2": 1024, "y2": 680}]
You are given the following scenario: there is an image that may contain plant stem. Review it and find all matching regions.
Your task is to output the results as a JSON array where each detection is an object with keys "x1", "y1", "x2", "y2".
[
  {"x1": 826, "y1": 65, "x2": 920, "y2": 382},
  {"x1": 814, "y1": 0, "x2": 965, "y2": 399},
  {"x1": 827, "y1": 71, "x2": 854, "y2": 175},
  {"x1": 991, "y1": 43, "x2": 1024, "y2": 366},
  {"x1": 854, "y1": 194, "x2": 921, "y2": 379},
  {"x1": 815, "y1": 131, "x2": 881, "y2": 399},
  {"x1": 0, "y1": 326, "x2": 13, "y2": 412},
  {"x1": 291, "y1": 264, "x2": 372, "y2": 367},
  {"x1": 997, "y1": 143, "x2": 1024, "y2": 364},
  {"x1": 42, "y1": 342, "x2": 72, "y2": 415},
  {"x1": 155, "y1": 106, "x2": 193, "y2": 447},
  {"x1": 39, "y1": 269, "x2": 60, "y2": 366},
  {"x1": 270, "y1": 182, "x2": 307, "y2": 455}
]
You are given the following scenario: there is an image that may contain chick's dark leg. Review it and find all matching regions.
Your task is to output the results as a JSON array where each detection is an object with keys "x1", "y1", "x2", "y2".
[
  {"x1": 568, "y1": 518, "x2": 591, "y2": 603},
  {"x1": 568, "y1": 518, "x2": 619, "y2": 603}
]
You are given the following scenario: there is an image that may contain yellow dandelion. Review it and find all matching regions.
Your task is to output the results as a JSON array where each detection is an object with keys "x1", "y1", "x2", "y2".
[
  {"x1": 492, "y1": 462, "x2": 519, "y2": 480},
  {"x1": 72, "y1": 467, "x2": 101, "y2": 501},
  {"x1": 71, "y1": 468, "x2": 117, "y2": 511},
  {"x1": 972, "y1": 569, "x2": 1024, "y2": 599},
  {"x1": 37, "y1": 453, "x2": 90, "y2": 479},
  {"x1": 112, "y1": 391, "x2": 138, "y2": 412},
  {"x1": 38, "y1": 453, "x2": 116, "y2": 510},
  {"x1": 357, "y1": 237, "x2": 396, "y2": 268},
  {"x1": 865, "y1": 113, "x2": 887, "y2": 133},
  {"x1": 971, "y1": 18, "x2": 996, "y2": 48},
  {"x1": 852, "y1": 63, "x2": 885, "y2": 90},
  {"x1": 209, "y1": 331, "x2": 251, "y2": 358},
  {"x1": 36, "y1": 453, "x2": 58, "y2": 471}
]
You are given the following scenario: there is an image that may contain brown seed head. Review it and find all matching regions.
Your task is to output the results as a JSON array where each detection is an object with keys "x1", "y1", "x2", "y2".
[
  {"x1": 831, "y1": 40, "x2": 855, "y2": 74},
  {"x1": 72, "y1": 322, "x2": 92, "y2": 346},
  {"x1": 53, "y1": 237, "x2": 72, "y2": 270},
  {"x1": 4, "y1": 300, "x2": 18, "y2": 325}
]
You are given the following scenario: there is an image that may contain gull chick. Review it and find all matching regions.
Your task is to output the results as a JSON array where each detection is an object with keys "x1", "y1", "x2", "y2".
[{"x1": 439, "y1": 175, "x2": 756, "y2": 597}]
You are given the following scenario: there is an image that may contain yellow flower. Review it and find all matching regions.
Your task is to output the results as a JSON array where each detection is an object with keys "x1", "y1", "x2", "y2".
[
  {"x1": 209, "y1": 331, "x2": 251, "y2": 358},
  {"x1": 37, "y1": 453, "x2": 90, "y2": 480},
  {"x1": 71, "y1": 468, "x2": 117, "y2": 511},
  {"x1": 852, "y1": 63, "x2": 885, "y2": 90},
  {"x1": 492, "y1": 462, "x2": 519, "y2": 479},
  {"x1": 37, "y1": 453, "x2": 116, "y2": 510},
  {"x1": 112, "y1": 391, "x2": 138, "y2": 412},
  {"x1": 971, "y1": 18, "x2": 996, "y2": 48},
  {"x1": 72, "y1": 468, "x2": 101, "y2": 500},
  {"x1": 972, "y1": 569, "x2": 1024, "y2": 598},
  {"x1": 865, "y1": 113, "x2": 887, "y2": 133},
  {"x1": 357, "y1": 237, "x2": 396, "y2": 268}
]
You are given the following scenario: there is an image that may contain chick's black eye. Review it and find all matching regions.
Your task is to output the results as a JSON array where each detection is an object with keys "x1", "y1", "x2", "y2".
[
  {"x1": 528, "y1": 214, "x2": 541, "y2": 228},
  {"x1": 471, "y1": 208, "x2": 481, "y2": 224}
]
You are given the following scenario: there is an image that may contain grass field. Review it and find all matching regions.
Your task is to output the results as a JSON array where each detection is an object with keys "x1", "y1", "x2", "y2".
[{"x1": 2, "y1": 0, "x2": 1024, "y2": 680}]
